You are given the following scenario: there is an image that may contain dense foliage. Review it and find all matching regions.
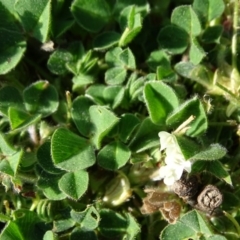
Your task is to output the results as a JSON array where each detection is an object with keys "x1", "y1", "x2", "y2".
[{"x1": 0, "y1": 0, "x2": 240, "y2": 239}]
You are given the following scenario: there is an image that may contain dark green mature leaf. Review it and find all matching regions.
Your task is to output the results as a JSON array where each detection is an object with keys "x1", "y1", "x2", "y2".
[
  {"x1": 37, "y1": 141, "x2": 63, "y2": 174},
  {"x1": 71, "y1": 228, "x2": 97, "y2": 240},
  {"x1": 193, "y1": 0, "x2": 225, "y2": 24},
  {"x1": 0, "y1": 86, "x2": 24, "y2": 116},
  {"x1": 161, "y1": 210, "x2": 224, "y2": 240},
  {"x1": 15, "y1": 0, "x2": 51, "y2": 42},
  {"x1": 47, "y1": 49, "x2": 72, "y2": 75},
  {"x1": 97, "y1": 141, "x2": 131, "y2": 170},
  {"x1": 0, "y1": 210, "x2": 47, "y2": 240},
  {"x1": 99, "y1": 209, "x2": 128, "y2": 238},
  {"x1": 71, "y1": 96, "x2": 95, "y2": 137},
  {"x1": 58, "y1": 170, "x2": 89, "y2": 200},
  {"x1": 0, "y1": 2, "x2": 26, "y2": 74},
  {"x1": 71, "y1": 0, "x2": 111, "y2": 33},
  {"x1": 51, "y1": 128, "x2": 95, "y2": 171},
  {"x1": 118, "y1": 113, "x2": 140, "y2": 143},
  {"x1": 190, "y1": 144, "x2": 227, "y2": 161},
  {"x1": 175, "y1": 135, "x2": 200, "y2": 159},
  {"x1": 23, "y1": 81, "x2": 59, "y2": 117},
  {"x1": 129, "y1": 117, "x2": 161, "y2": 152},
  {"x1": 202, "y1": 26, "x2": 223, "y2": 43},
  {"x1": 191, "y1": 160, "x2": 231, "y2": 185},
  {"x1": 71, "y1": 206, "x2": 100, "y2": 230},
  {"x1": 89, "y1": 106, "x2": 119, "y2": 149},
  {"x1": 167, "y1": 97, "x2": 208, "y2": 137},
  {"x1": 144, "y1": 81, "x2": 179, "y2": 125},
  {"x1": 93, "y1": 32, "x2": 120, "y2": 51},
  {"x1": 171, "y1": 6, "x2": 201, "y2": 36},
  {"x1": 37, "y1": 170, "x2": 66, "y2": 200},
  {"x1": 158, "y1": 25, "x2": 189, "y2": 54}
]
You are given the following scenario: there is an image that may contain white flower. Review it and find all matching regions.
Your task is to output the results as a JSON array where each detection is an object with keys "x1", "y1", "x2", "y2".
[
  {"x1": 158, "y1": 131, "x2": 176, "y2": 151},
  {"x1": 151, "y1": 131, "x2": 192, "y2": 186}
]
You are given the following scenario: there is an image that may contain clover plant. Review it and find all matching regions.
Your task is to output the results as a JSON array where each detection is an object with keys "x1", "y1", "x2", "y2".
[{"x1": 0, "y1": 0, "x2": 240, "y2": 239}]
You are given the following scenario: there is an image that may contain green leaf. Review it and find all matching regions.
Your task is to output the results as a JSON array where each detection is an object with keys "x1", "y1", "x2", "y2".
[
  {"x1": 0, "y1": 86, "x2": 24, "y2": 116},
  {"x1": 89, "y1": 106, "x2": 119, "y2": 149},
  {"x1": 71, "y1": 206, "x2": 100, "y2": 230},
  {"x1": 147, "y1": 49, "x2": 170, "y2": 71},
  {"x1": 175, "y1": 135, "x2": 200, "y2": 159},
  {"x1": 86, "y1": 85, "x2": 106, "y2": 105},
  {"x1": 171, "y1": 6, "x2": 201, "y2": 36},
  {"x1": 72, "y1": 75, "x2": 95, "y2": 92},
  {"x1": 118, "y1": 6, "x2": 142, "y2": 46},
  {"x1": 202, "y1": 26, "x2": 223, "y2": 43},
  {"x1": 23, "y1": 81, "x2": 59, "y2": 117},
  {"x1": 58, "y1": 170, "x2": 89, "y2": 200},
  {"x1": 190, "y1": 144, "x2": 227, "y2": 161},
  {"x1": 15, "y1": 0, "x2": 51, "y2": 42},
  {"x1": 118, "y1": 114, "x2": 140, "y2": 143},
  {"x1": 193, "y1": 0, "x2": 225, "y2": 24},
  {"x1": 166, "y1": 97, "x2": 208, "y2": 137},
  {"x1": 0, "y1": 150, "x2": 22, "y2": 176},
  {"x1": 0, "y1": 210, "x2": 46, "y2": 240},
  {"x1": 119, "y1": 48, "x2": 136, "y2": 69},
  {"x1": 0, "y1": 2, "x2": 26, "y2": 74},
  {"x1": 124, "y1": 213, "x2": 140, "y2": 240},
  {"x1": 37, "y1": 141, "x2": 63, "y2": 174},
  {"x1": 8, "y1": 108, "x2": 41, "y2": 132},
  {"x1": 103, "y1": 86, "x2": 122, "y2": 105},
  {"x1": 105, "y1": 47, "x2": 123, "y2": 66},
  {"x1": 192, "y1": 160, "x2": 231, "y2": 185},
  {"x1": 129, "y1": 117, "x2": 161, "y2": 153},
  {"x1": 105, "y1": 67, "x2": 127, "y2": 85},
  {"x1": 99, "y1": 209, "x2": 127, "y2": 238},
  {"x1": 71, "y1": 0, "x2": 111, "y2": 33},
  {"x1": 157, "y1": 65, "x2": 177, "y2": 82},
  {"x1": 93, "y1": 31, "x2": 120, "y2": 51},
  {"x1": 37, "y1": 170, "x2": 66, "y2": 200},
  {"x1": 47, "y1": 49, "x2": 72, "y2": 75},
  {"x1": 97, "y1": 141, "x2": 131, "y2": 170},
  {"x1": 161, "y1": 210, "x2": 214, "y2": 240},
  {"x1": 174, "y1": 62, "x2": 213, "y2": 90},
  {"x1": 71, "y1": 96, "x2": 95, "y2": 137},
  {"x1": 144, "y1": 81, "x2": 179, "y2": 125},
  {"x1": 158, "y1": 25, "x2": 189, "y2": 55},
  {"x1": 71, "y1": 228, "x2": 97, "y2": 240},
  {"x1": 43, "y1": 231, "x2": 58, "y2": 240},
  {"x1": 51, "y1": 128, "x2": 95, "y2": 171},
  {"x1": 189, "y1": 38, "x2": 206, "y2": 64},
  {"x1": 0, "y1": 132, "x2": 16, "y2": 155}
]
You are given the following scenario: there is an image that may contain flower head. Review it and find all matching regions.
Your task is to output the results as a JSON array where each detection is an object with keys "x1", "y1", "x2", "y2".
[{"x1": 151, "y1": 131, "x2": 192, "y2": 186}]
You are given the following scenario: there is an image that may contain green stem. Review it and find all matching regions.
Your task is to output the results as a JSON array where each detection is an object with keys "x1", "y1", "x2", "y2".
[
  {"x1": 231, "y1": 0, "x2": 239, "y2": 93},
  {"x1": 224, "y1": 211, "x2": 240, "y2": 237}
]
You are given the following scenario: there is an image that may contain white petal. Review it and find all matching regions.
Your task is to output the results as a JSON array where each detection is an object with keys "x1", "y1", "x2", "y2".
[
  {"x1": 150, "y1": 166, "x2": 166, "y2": 181},
  {"x1": 158, "y1": 131, "x2": 175, "y2": 151},
  {"x1": 163, "y1": 175, "x2": 176, "y2": 186},
  {"x1": 183, "y1": 160, "x2": 192, "y2": 172}
]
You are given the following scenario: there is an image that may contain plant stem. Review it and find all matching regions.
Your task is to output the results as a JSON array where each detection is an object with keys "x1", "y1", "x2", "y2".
[
  {"x1": 231, "y1": 0, "x2": 240, "y2": 94},
  {"x1": 224, "y1": 211, "x2": 240, "y2": 237}
]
